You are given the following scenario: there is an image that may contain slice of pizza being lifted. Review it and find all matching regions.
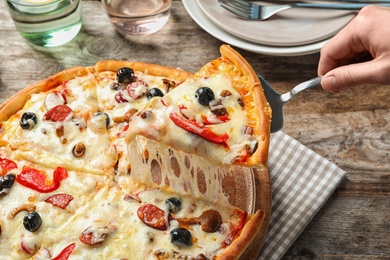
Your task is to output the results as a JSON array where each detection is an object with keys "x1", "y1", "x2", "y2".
[{"x1": 126, "y1": 45, "x2": 272, "y2": 169}]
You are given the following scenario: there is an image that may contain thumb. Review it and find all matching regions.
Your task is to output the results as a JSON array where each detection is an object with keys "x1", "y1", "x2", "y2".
[{"x1": 321, "y1": 59, "x2": 386, "y2": 92}]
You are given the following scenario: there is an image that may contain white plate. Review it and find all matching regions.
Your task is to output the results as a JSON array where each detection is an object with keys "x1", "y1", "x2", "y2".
[
  {"x1": 182, "y1": 0, "x2": 351, "y2": 56},
  {"x1": 197, "y1": 0, "x2": 355, "y2": 47}
]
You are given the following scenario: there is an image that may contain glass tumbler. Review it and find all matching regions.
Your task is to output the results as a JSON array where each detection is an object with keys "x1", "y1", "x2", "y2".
[
  {"x1": 5, "y1": 0, "x2": 82, "y2": 47},
  {"x1": 102, "y1": 0, "x2": 172, "y2": 36}
]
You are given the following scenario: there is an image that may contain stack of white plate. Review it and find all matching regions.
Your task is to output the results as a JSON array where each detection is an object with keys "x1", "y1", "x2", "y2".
[{"x1": 182, "y1": 0, "x2": 355, "y2": 56}]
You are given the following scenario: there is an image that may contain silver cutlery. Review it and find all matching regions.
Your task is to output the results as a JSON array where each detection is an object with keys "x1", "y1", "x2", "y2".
[
  {"x1": 259, "y1": 76, "x2": 322, "y2": 133},
  {"x1": 219, "y1": 0, "x2": 390, "y2": 20}
]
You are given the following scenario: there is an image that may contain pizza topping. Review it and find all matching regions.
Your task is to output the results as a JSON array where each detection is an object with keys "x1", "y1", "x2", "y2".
[
  {"x1": 44, "y1": 105, "x2": 73, "y2": 122},
  {"x1": 137, "y1": 203, "x2": 170, "y2": 231},
  {"x1": 16, "y1": 166, "x2": 68, "y2": 193},
  {"x1": 44, "y1": 194, "x2": 74, "y2": 209},
  {"x1": 237, "y1": 98, "x2": 245, "y2": 108},
  {"x1": 220, "y1": 90, "x2": 232, "y2": 97},
  {"x1": 8, "y1": 203, "x2": 36, "y2": 219},
  {"x1": 123, "y1": 108, "x2": 138, "y2": 122},
  {"x1": 110, "y1": 82, "x2": 122, "y2": 90},
  {"x1": 0, "y1": 158, "x2": 17, "y2": 176},
  {"x1": 20, "y1": 112, "x2": 38, "y2": 130},
  {"x1": 147, "y1": 88, "x2": 164, "y2": 100},
  {"x1": 208, "y1": 99, "x2": 228, "y2": 117},
  {"x1": 177, "y1": 209, "x2": 222, "y2": 233},
  {"x1": 114, "y1": 92, "x2": 128, "y2": 103},
  {"x1": 23, "y1": 211, "x2": 42, "y2": 232},
  {"x1": 243, "y1": 125, "x2": 254, "y2": 135},
  {"x1": 162, "y1": 78, "x2": 176, "y2": 92},
  {"x1": 79, "y1": 225, "x2": 112, "y2": 245},
  {"x1": 170, "y1": 227, "x2": 192, "y2": 247},
  {"x1": 195, "y1": 87, "x2": 215, "y2": 106},
  {"x1": 117, "y1": 67, "x2": 134, "y2": 84},
  {"x1": 89, "y1": 112, "x2": 110, "y2": 132},
  {"x1": 45, "y1": 91, "x2": 66, "y2": 111},
  {"x1": 140, "y1": 110, "x2": 154, "y2": 120},
  {"x1": 0, "y1": 173, "x2": 16, "y2": 196},
  {"x1": 72, "y1": 142, "x2": 86, "y2": 158},
  {"x1": 169, "y1": 112, "x2": 229, "y2": 145},
  {"x1": 165, "y1": 197, "x2": 182, "y2": 214},
  {"x1": 32, "y1": 248, "x2": 51, "y2": 259},
  {"x1": 127, "y1": 81, "x2": 148, "y2": 99},
  {"x1": 223, "y1": 209, "x2": 247, "y2": 246},
  {"x1": 20, "y1": 233, "x2": 40, "y2": 255},
  {"x1": 51, "y1": 243, "x2": 76, "y2": 260}
]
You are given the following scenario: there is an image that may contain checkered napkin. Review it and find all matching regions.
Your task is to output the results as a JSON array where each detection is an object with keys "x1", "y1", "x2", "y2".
[{"x1": 259, "y1": 131, "x2": 346, "y2": 260}]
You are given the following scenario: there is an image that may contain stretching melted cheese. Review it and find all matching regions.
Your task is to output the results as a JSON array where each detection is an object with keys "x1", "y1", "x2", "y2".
[{"x1": 0, "y1": 57, "x2": 260, "y2": 259}]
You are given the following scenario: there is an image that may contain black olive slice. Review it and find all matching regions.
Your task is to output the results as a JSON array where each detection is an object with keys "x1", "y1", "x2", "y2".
[
  {"x1": 20, "y1": 112, "x2": 38, "y2": 130},
  {"x1": 23, "y1": 211, "x2": 42, "y2": 232},
  {"x1": 165, "y1": 197, "x2": 182, "y2": 214},
  {"x1": 170, "y1": 227, "x2": 192, "y2": 247},
  {"x1": 195, "y1": 87, "x2": 215, "y2": 106},
  {"x1": 147, "y1": 88, "x2": 164, "y2": 100},
  {"x1": 116, "y1": 67, "x2": 134, "y2": 84}
]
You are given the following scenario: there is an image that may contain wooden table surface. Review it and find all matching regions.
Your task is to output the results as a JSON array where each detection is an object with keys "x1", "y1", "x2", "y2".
[{"x1": 1, "y1": 1, "x2": 389, "y2": 259}]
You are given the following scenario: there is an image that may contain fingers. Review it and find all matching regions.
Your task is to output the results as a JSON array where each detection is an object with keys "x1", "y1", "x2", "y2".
[{"x1": 321, "y1": 59, "x2": 390, "y2": 92}]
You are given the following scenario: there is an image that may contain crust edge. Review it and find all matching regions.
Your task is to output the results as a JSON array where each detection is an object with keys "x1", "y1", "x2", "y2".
[{"x1": 219, "y1": 44, "x2": 271, "y2": 169}]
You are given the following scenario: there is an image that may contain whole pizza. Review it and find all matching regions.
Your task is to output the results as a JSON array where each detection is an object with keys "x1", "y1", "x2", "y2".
[{"x1": 0, "y1": 45, "x2": 271, "y2": 259}]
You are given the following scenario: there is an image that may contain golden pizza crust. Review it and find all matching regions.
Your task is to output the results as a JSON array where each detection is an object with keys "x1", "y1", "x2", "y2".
[
  {"x1": 217, "y1": 210, "x2": 265, "y2": 260},
  {"x1": 94, "y1": 60, "x2": 193, "y2": 82},
  {"x1": 0, "y1": 66, "x2": 92, "y2": 122},
  {"x1": 219, "y1": 45, "x2": 271, "y2": 168}
]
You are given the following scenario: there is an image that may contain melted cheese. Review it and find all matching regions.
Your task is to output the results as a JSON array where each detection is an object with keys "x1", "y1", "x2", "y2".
[
  {"x1": 0, "y1": 75, "x2": 117, "y2": 175},
  {"x1": 126, "y1": 75, "x2": 253, "y2": 165},
  {"x1": 0, "y1": 68, "x2": 252, "y2": 260}
]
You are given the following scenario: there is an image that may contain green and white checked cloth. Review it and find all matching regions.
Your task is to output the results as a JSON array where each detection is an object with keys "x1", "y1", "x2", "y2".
[{"x1": 259, "y1": 131, "x2": 346, "y2": 259}]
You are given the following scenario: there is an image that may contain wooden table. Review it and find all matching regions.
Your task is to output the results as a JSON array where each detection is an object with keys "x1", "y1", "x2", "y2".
[{"x1": 1, "y1": 1, "x2": 389, "y2": 259}]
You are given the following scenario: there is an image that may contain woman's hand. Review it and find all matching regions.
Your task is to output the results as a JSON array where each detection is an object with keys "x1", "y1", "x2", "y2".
[{"x1": 318, "y1": 6, "x2": 390, "y2": 92}]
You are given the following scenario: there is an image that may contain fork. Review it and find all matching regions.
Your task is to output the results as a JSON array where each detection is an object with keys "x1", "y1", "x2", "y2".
[{"x1": 219, "y1": 0, "x2": 390, "y2": 20}]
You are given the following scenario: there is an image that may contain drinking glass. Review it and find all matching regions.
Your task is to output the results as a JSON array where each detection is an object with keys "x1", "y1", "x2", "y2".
[
  {"x1": 102, "y1": 0, "x2": 172, "y2": 36},
  {"x1": 5, "y1": 0, "x2": 82, "y2": 47}
]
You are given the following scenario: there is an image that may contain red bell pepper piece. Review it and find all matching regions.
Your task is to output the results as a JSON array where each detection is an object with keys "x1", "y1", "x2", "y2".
[
  {"x1": 0, "y1": 157, "x2": 17, "y2": 176},
  {"x1": 169, "y1": 112, "x2": 229, "y2": 145},
  {"x1": 51, "y1": 243, "x2": 76, "y2": 260},
  {"x1": 16, "y1": 166, "x2": 68, "y2": 193}
]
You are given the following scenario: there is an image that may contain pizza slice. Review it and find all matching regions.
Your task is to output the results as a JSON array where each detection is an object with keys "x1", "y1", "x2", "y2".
[
  {"x1": 0, "y1": 68, "x2": 117, "y2": 175},
  {"x1": 0, "y1": 146, "x2": 111, "y2": 258},
  {"x1": 126, "y1": 45, "x2": 272, "y2": 168},
  {"x1": 93, "y1": 60, "x2": 192, "y2": 175}
]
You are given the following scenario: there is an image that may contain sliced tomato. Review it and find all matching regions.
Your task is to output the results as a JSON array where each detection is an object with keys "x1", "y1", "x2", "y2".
[
  {"x1": 44, "y1": 194, "x2": 74, "y2": 209},
  {"x1": 0, "y1": 157, "x2": 17, "y2": 176}
]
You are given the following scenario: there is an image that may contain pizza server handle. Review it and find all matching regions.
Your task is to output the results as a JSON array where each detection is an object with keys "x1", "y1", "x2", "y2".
[{"x1": 259, "y1": 76, "x2": 322, "y2": 133}]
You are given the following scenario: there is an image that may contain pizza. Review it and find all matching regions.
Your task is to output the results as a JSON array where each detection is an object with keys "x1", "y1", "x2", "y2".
[
  {"x1": 126, "y1": 44, "x2": 271, "y2": 168},
  {"x1": 0, "y1": 45, "x2": 270, "y2": 259}
]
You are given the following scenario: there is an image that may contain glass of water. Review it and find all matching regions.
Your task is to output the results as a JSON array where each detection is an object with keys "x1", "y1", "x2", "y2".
[
  {"x1": 5, "y1": 0, "x2": 82, "y2": 47},
  {"x1": 102, "y1": 0, "x2": 172, "y2": 36}
]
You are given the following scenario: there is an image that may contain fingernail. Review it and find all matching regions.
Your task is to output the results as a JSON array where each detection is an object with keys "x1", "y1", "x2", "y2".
[{"x1": 322, "y1": 76, "x2": 339, "y2": 93}]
